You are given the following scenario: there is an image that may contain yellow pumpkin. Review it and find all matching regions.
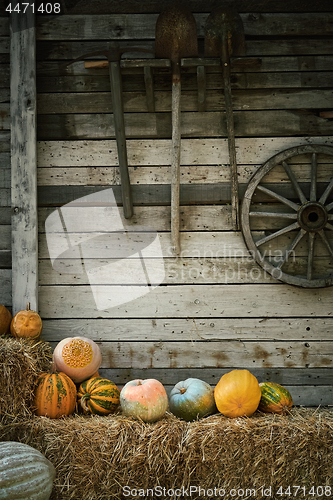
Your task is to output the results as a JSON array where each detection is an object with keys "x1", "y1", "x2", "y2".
[
  {"x1": 214, "y1": 369, "x2": 261, "y2": 418},
  {"x1": 0, "y1": 304, "x2": 12, "y2": 335},
  {"x1": 10, "y1": 302, "x2": 42, "y2": 340}
]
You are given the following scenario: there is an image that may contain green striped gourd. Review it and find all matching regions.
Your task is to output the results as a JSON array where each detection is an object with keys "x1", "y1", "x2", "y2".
[
  {"x1": 78, "y1": 376, "x2": 120, "y2": 415},
  {"x1": 258, "y1": 382, "x2": 293, "y2": 415}
]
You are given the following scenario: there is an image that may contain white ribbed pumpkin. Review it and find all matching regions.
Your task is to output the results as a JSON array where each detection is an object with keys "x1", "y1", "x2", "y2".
[{"x1": 0, "y1": 441, "x2": 56, "y2": 500}]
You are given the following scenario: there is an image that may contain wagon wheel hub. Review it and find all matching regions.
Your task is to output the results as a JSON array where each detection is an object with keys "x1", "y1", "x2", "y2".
[{"x1": 298, "y1": 201, "x2": 328, "y2": 232}]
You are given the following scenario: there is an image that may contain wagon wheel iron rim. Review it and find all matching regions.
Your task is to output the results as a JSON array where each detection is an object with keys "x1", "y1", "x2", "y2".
[{"x1": 241, "y1": 144, "x2": 333, "y2": 288}]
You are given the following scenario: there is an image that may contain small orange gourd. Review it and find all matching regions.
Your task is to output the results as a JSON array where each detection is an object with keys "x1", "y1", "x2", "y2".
[
  {"x1": 34, "y1": 371, "x2": 77, "y2": 419},
  {"x1": 0, "y1": 304, "x2": 12, "y2": 335},
  {"x1": 214, "y1": 369, "x2": 261, "y2": 418},
  {"x1": 10, "y1": 302, "x2": 43, "y2": 340}
]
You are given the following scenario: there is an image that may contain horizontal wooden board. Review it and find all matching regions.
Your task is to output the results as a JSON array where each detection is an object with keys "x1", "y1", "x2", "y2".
[
  {"x1": 36, "y1": 56, "x2": 333, "y2": 77},
  {"x1": 36, "y1": 162, "x2": 333, "y2": 187},
  {"x1": 41, "y1": 317, "x2": 333, "y2": 342},
  {"x1": 36, "y1": 182, "x2": 332, "y2": 207},
  {"x1": 0, "y1": 224, "x2": 10, "y2": 250},
  {"x1": 0, "y1": 131, "x2": 10, "y2": 152},
  {"x1": 0, "y1": 102, "x2": 9, "y2": 130},
  {"x1": 0, "y1": 206, "x2": 10, "y2": 224},
  {"x1": 0, "y1": 249, "x2": 11, "y2": 269},
  {"x1": 36, "y1": 109, "x2": 333, "y2": 140},
  {"x1": 36, "y1": 39, "x2": 333, "y2": 61},
  {"x1": 37, "y1": 89, "x2": 333, "y2": 114},
  {"x1": 0, "y1": 88, "x2": 9, "y2": 103},
  {"x1": 45, "y1": 339, "x2": 333, "y2": 368},
  {"x1": 0, "y1": 268, "x2": 11, "y2": 304},
  {"x1": 36, "y1": 137, "x2": 333, "y2": 167},
  {"x1": 36, "y1": 71, "x2": 333, "y2": 93},
  {"x1": 38, "y1": 283, "x2": 333, "y2": 318},
  {"x1": 35, "y1": 13, "x2": 333, "y2": 40}
]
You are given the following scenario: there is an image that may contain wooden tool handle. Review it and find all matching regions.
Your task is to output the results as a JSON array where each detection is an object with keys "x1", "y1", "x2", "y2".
[{"x1": 84, "y1": 60, "x2": 109, "y2": 69}]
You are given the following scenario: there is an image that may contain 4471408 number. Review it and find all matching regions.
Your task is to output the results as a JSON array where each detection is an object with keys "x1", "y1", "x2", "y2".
[
  {"x1": 6, "y1": 3, "x2": 61, "y2": 14},
  {"x1": 276, "y1": 486, "x2": 331, "y2": 496}
]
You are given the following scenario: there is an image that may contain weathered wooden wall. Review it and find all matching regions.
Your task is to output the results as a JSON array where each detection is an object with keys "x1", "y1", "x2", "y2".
[
  {"x1": 3, "y1": 1, "x2": 333, "y2": 405},
  {"x1": 0, "y1": 14, "x2": 10, "y2": 306}
]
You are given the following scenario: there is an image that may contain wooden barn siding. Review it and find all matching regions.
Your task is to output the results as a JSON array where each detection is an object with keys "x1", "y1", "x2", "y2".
[
  {"x1": 4, "y1": 8, "x2": 333, "y2": 404},
  {"x1": 0, "y1": 16, "x2": 10, "y2": 307}
]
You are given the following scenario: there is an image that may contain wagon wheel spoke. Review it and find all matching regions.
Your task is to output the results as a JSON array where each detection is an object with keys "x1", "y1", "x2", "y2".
[
  {"x1": 282, "y1": 161, "x2": 307, "y2": 204},
  {"x1": 256, "y1": 185, "x2": 299, "y2": 211},
  {"x1": 310, "y1": 153, "x2": 317, "y2": 202},
  {"x1": 307, "y1": 232, "x2": 315, "y2": 280},
  {"x1": 325, "y1": 222, "x2": 333, "y2": 231},
  {"x1": 249, "y1": 211, "x2": 297, "y2": 219},
  {"x1": 255, "y1": 221, "x2": 300, "y2": 247},
  {"x1": 276, "y1": 228, "x2": 307, "y2": 270},
  {"x1": 326, "y1": 200, "x2": 333, "y2": 212},
  {"x1": 319, "y1": 178, "x2": 333, "y2": 205},
  {"x1": 318, "y1": 229, "x2": 333, "y2": 257}
]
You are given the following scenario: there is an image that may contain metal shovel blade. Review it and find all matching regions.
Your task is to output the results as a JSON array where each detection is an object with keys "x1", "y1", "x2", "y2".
[
  {"x1": 155, "y1": 4, "x2": 198, "y2": 255},
  {"x1": 205, "y1": 7, "x2": 246, "y2": 231}
]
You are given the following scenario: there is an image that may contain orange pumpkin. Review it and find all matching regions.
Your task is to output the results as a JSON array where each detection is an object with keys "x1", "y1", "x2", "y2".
[
  {"x1": 10, "y1": 302, "x2": 42, "y2": 340},
  {"x1": 34, "y1": 371, "x2": 77, "y2": 419},
  {"x1": 214, "y1": 369, "x2": 261, "y2": 418},
  {"x1": 52, "y1": 336, "x2": 102, "y2": 384},
  {"x1": 0, "y1": 304, "x2": 12, "y2": 335}
]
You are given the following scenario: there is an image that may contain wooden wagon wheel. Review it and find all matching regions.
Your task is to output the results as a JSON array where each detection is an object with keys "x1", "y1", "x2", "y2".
[{"x1": 241, "y1": 144, "x2": 333, "y2": 287}]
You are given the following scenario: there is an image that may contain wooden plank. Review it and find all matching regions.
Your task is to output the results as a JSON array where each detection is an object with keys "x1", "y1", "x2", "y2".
[
  {"x1": 0, "y1": 224, "x2": 10, "y2": 250},
  {"x1": 36, "y1": 89, "x2": 333, "y2": 114},
  {"x1": 36, "y1": 13, "x2": 333, "y2": 40},
  {"x1": 59, "y1": 0, "x2": 333, "y2": 14},
  {"x1": 36, "y1": 56, "x2": 333, "y2": 76},
  {"x1": 36, "y1": 137, "x2": 333, "y2": 167},
  {"x1": 0, "y1": 102, "x2": 9, "y2": 129},
  {"x1": 0, "y1": 64, "x2": 9, "y2": 87},
  {"x1": 41, "y1": 317, "x2": 333, "y2": 342},
  {"x1": 37, "y1": 162, "x2": 333, "y2": 187},
  {"x1": 36, "y1": 182, "x2": 331, "y2": 207},
  {"x1": 0, "y1": 250, "x2": 11, "y2": 269},
  {"x1": 45, "y1": 339, "x2": 333, "y2": 368},
  {"x1": 38, "y1": 256, "x2": 333, "y2": 286},
  {"x1": 0, "y1": 268, "x2": 11, "y2": 305},
  {"x1": 0, "y1": 88, "x2": 10, "y2": 102},
  {"x1": 0, "y1": 188, "x2": 10, "y2": 206},
  {"x1": 38, "y1": 283, "x2": 333, "y2": 318},
  {"x1": 0, "y1": 131, "x2": 10, "y2": 152},
  {"x1": 0, "y1": 207, "x2": 11, "y2": 224},
  {"x1": 36, "y1": 39, "x2": 333, "y2": 61},
  {"x1": 36, "y1": 71, "x2": 333, "y2": 93},
  {"x1": 36, "y1": 109, "x2": 333, "y2": 140},
  {"x1": 10, "y1": 10, "x2": 38, "y2": 314},
  {"x1": 96, "y1": 367, "x2": 333, "y2": 387}
]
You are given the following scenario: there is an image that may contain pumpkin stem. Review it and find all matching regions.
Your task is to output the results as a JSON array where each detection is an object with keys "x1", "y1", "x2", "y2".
[
  {"x1": 26, "y1": 302, "x2": 30, "y2": 311},
  {"x1": 80, "y1": 394, "x2": 91, "y2": 413},
  {"x1": 180, "y1": 388, "x2": 186, "y2": 394},
  {"x1": 137, "y1": 381, "x2": 142, "y2": 386}
]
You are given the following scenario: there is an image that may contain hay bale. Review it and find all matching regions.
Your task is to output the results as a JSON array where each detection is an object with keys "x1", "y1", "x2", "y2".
[
  {"x1": 0, "y1": 408, "x2": 332, "y2": 500},
  {"x1": 0, "y1": 336, "x2": 52, "y2": 422}
]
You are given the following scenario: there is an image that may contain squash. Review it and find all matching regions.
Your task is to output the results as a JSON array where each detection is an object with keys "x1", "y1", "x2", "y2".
[
  {"x1": 52, "y1": 336, "x2": 102, "y2": 384},
  {"x1": 78, "y1": 376, "x2": 120, "y2": 415},
  {"x1": 169, "y1": 377, "x2": 217, "y2": 421},
  {"x1": 214, "y1": 369, "x2": 261, "y2": 418},
  {"x1": 10, "y1": 302, "x2": 42, "y2": 340},
  {"x1": 120, "y1": 379, "x2": 168, "y2": 423},
  {"x1": 34, "y1": 371, "x2": 77, "y2": 419},
  {"x1": 0, "y1": 304, "x2": 12, "y2": 335},
  {"x1": 258, "y1": 382, "x2": 293, "y2": 415},
  {"x1": 0, "y1": 441, "x2": 56, "y2": 500}
]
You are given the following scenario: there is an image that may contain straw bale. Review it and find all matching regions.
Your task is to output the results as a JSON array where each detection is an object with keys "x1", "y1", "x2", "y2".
[
  {"x1": 0, "y1": 336, "x2": 52, "y2": 422},
  {"x1": 0, "y1": 408, "x2": 332, "y2": 500}
]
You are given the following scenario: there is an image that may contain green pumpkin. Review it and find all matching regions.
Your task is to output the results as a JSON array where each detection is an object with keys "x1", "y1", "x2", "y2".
[
  {"x1": 169, "y1": 378, "x2": 217, "y2": 422},
  {"x1": 258, "y1": 382, "x2": 293, "y2": 415}
]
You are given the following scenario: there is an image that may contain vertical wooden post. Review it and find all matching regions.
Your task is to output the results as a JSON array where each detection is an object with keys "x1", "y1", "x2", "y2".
[{"x1": 10, "y1": 10, "x2": 38, "y2": 314}]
